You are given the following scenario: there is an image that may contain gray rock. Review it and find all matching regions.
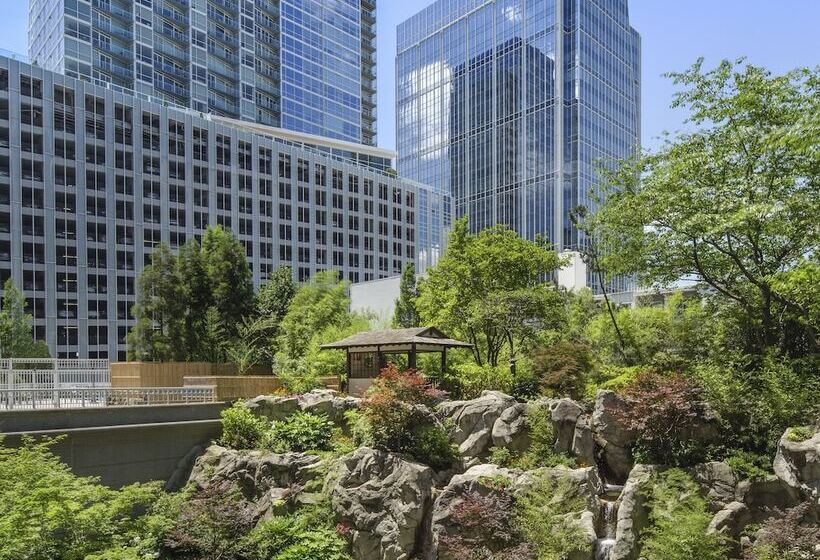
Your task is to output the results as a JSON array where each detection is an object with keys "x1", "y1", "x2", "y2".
[
  {"x1": 773, "y1": 428, "x2": 820, "y2": 499},
  {"x1": 298, "y1": 389, "x2": 361, "y2": 424},
  {"x1": 572, "y1": 415, "x2": 597, "y2": 467},
  {"x1": 430, "y1": 464, "x2": 599, "y2": 560},
  {"x1": 549, "y1": 398, "x2": 585, "y2": 454},
  {"x1": 737, "y1": 475, "x2": 801, "y2": 519},
  {"x1": 708, "y1": 501, "x2": 752, "y2": 557},
  {"x1": 491, "y1": 402, "x2": 530, "y2": 453},
  {"x1": 610, "y1": 464, "x2": 656, "y2": 560},
  {"x1": 329, "y1": 447, "x2": 434, "y2": 560},
  {"x1": 592, "y1": 391, "x2": 638, "y2": 482},
  {"x1": 245, "y1": 395, "x2": 300, "y2": 421},
  {"x1": 437, "y1": 391, "x2": 516, "y2": 459},
  {"x1": 691, "y1": 462, "x2": 740, "y2": 512},
  {"x1": 188, "y1": 444, "x2": 323, "y2": 518}
]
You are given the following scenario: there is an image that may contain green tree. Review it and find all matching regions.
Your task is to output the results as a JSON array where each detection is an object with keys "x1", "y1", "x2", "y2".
[
  {"x1": 416, "y1": 218, "x2": 564, "y2": 366},
  {"x1": 127, "y1": 244, "x2": 185, "y2": 361},
  {"x1": 0, "y1": 279, "x2": 49, "y2": 358},
  {"x1": 276, "y1": 270, "x2": 351, "y2": 361},
  {"x1": 592, "y1": 60, "x2": 819, "y2": 356},
  {"x1": 177, "y1": 238, "x2": 212, "y2": 360},
  {"x1": 200, "y1": 226, "x2": 254, "y2": 336},
  {"x1": 256, "y1": 266, "x2": 297, "y2": 361},
  {"x1": 393, "y1": 263, "x2": 421, "y2": 328}
]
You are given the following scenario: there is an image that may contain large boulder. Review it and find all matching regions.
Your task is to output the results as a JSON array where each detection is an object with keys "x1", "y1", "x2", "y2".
[
  {"x1": 491, "y1": 402, "x2": 530, "y2": 453},
  {"x1": 572, "y1": 415, "x2": 597, "y2": 467},
  {"x1": 610, "y1": 464, "x2": 656, "y2": 560},
  {"x1": 773, "y1": 427, "x2": 820, "y2": 499},
  {"x1": 592, "y1": 391, "x2": 638, "y2": 482},
  {"x1": 430, "y1": 464, "x2": 600, "y2": 560},
  {"x1": 690, "y1": 462, "x2": 741, "y2": 512},
  {"x1": 329, "y1": 447, "x2": 434, "y2": 560},
  {"x1": 437, "y1": 391, "x2": 516, "y2": 459},
  {"x1": 708, "y1": 501, "x2": 752, "y2": 557},
  {"x1": 737, "y1": 475, "x2": 801, "y2": 519},
  {"x1": 298, "y1": 389, "x2": 361, "y2": 425},
  {"x1": 429, "y1": 464, "x2": 527, "y2": 560},
  {"x1": 245, "y1": 395, "x2": 301, "y2": 421},
  {"x1": 547, "y1": 398, "x2": 585, "y2": 454},
  {"x1": 188, "y1": 444, "x2": 323, "y2": 518}
]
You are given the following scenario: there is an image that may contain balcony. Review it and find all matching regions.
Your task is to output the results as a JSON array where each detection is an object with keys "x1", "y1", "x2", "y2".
[
  {"x1": 208, "y1": 60, "x2": 239, "y2": 82},
  {"x1": 94, "y1": 20, "x2": 133, "y2": 42},
  {"x1": 256, "y1": 0, "x2": 278, "y2": 17},
  {"x1": 210, "y1": 28, "x2": 239, "y2": 50},
  {"x1": 156, "y1": 23, "x2": 188, "y2": 45},
  {"x1": 207, "y1": 44, "x2": 238, "y2": 65},
  {"x1": 210, "y1": 0, "x2": 238, "y2": 13},
  {"x1": 155, "y1": 77, "x2": 188, "y2": 99},
  {"x1": 154, "y1": 60, "x2": 188, "y2": 81},
  {"x1": 207, "y1": 6, "x2": 236, "y2": 28},
  {"x1": 155, "y1": 3, "x2": 189, "y2": 26},
  {"x1": 154, "y1": 40, "x2": 189, "y2": 63},
  {"x1": 92, "y1": 0, "x2": 133, "y2": 23},
  {"x1": 97, "y1": 60, "x2": 133, "y2": 81},
  {"x1": 94, "y1": 39, "x2": 132, "y2": 62},
  {"x1": 207, "y1": 78, "x2": 236, "y2": 98},
  {"x1": 207, "y1": 94, "x2": 238, "y2": 116}
]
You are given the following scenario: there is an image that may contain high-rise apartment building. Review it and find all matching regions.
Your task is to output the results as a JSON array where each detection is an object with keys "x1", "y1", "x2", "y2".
[
  {"x1": 0, "y1": 55, "x2": 445, "y2": 359},
  {"x1": 28, "y1": 0, "x2": 377, "y2": 145},
  {"x1": 397, "y1": 0, "x2": 640, "y2": 254}
]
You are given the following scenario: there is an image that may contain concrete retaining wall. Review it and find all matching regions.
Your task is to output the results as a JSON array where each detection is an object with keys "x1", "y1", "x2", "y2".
[{"x1": 0, "y1": 403, "x2": 228, "y2": 488}]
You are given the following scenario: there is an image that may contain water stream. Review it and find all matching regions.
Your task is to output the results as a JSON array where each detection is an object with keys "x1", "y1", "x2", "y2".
[{"x1": 594, "y1": 484, "x2": 623, "y2": 560}]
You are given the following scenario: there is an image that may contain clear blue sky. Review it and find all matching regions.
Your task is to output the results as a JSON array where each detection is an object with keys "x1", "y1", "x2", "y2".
[{"x1": 2, "y1": 1, "x2": 818, "y2": 152}]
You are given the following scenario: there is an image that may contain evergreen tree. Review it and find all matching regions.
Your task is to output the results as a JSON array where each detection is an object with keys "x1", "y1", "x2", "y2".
[
  {"x1": 393, "y1": 263, "x2": 421, "y2": 328},
  {"x1": 256, "y1": 266, "x2": 297, "y2": 361},
  {"x1": 200, "y1": 226, "x2": 254, "y2": 336}
]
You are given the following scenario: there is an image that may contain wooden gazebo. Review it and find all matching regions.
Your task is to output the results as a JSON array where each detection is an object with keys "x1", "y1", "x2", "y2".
[{"x1": 320, "y1": 327, "x2": 472, "y2": 395}]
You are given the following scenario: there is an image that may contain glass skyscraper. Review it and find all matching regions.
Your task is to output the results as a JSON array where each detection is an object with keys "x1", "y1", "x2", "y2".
[
  {"x1": 397, "y1": 0, "x2": 640, "y2": 251},
  {"x1": 28, "y1": 0, "x2": 377, "y2": 145}
]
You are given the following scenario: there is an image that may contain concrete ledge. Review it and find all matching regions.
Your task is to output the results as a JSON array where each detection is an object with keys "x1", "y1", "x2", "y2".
[{"x1": 0, "y1": 402, "x2": 228, "y2": 433}]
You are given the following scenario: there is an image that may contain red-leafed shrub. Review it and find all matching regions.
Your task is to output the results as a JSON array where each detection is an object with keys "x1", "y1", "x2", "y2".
[
  {"x1": 613, "y1": 372, "x2": 714, "y2": 466},
  {"x1": 743, "y1": 503, "x2": 820, "y2": 560},
  {"x1": 438, "y1": 489, "x2": 530, "y2": 560},
  {"x1": 358, "y1": 365, "x2": 455, "y2": 469}
]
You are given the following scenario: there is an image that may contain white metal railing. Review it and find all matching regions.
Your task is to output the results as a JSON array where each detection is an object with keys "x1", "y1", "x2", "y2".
[
  {"x1": 0, "y1": 359, "x2": 110, "y2": 391},
  {"x1": 0, "y1": 386, "x2": 217, "y2": 410}
]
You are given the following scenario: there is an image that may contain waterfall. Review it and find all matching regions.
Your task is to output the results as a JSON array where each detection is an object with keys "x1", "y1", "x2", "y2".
[{"x1": 594, "y1": 484, "x2": 623, "y2": 560}]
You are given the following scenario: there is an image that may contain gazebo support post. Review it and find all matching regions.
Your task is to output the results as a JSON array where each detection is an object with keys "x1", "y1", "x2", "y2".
[
  {"x1": 409, "y1": 343, "x2": 417, "y2": 370},
  {"x1": 441, "y1": 348, "x2": 447, "y2": 374},
  {"x1": 345, "y1": 351, "x2": 352, "y2": 391}
]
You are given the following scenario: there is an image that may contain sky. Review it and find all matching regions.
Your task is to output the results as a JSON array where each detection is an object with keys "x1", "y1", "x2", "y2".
[{"x1": 2, "y1": 1, "x2": 818, "y2": 152}]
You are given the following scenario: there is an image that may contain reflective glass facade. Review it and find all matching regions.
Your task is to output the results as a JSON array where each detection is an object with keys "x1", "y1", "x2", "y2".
[
  {"x1": 28, "y1": 0, "x2": 377, "y2": 145},
  {"x1": 397, "y1": 0, "x2": 640, "y2": 253}
]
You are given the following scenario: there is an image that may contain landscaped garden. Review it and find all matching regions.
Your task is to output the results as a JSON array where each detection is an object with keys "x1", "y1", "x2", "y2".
[{"x1": 1, "y1": 60, "x2": 818, "y2": 560}]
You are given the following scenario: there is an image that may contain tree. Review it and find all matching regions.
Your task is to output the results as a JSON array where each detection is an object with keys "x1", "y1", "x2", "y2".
[
  {"x1": 200, "y1": 226, "x2": 254, "y2": 336},
  {"x1": 177, "y1": 238, "x2": 212, "y2": 359},
  {"x1": 276, "y1": 270, "x2": 351, "y2": 361},
  {"x1": 393, "y1": 263, "x2": 421, "y2": 328},
  {"x1": 256, "y1": 266, "x2": 297, "y2": 361},
  {"x1": 0, "y1": 279, "x2": 49, "y2": 358},
  {"x1": 127, "y1": 244, "x2": 185, "y2": 361},
  {"x1": 416, "y1": 219, "x2": 564, "y2": 366},
  {"x1": 592, "y1": 60, "x2": 819, "y2": 356},
  {"x1": 225, "y1": 315, "x2": 275, "y2": 375}
]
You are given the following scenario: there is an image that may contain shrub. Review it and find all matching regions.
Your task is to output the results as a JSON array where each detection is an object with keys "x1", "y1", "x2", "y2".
[
  {"x1": 639, "y1": 469, "x2": 728, "y2": 560},
  {"x1": 220, "y1": 401, "x2": 269, "y2": 449},
  {"x1": 449, "y1": 363, "x2": 514, "y2": 399},
  {"x1": 514, "y1": 474, "x2": 589, "y2": 559},
  {"x1": 163, "y1": 482, "x2": 255, "y2": 560},
  {"x1": 265, "y1": 412, "x2": 335, "y2": 453},
  {"x1": 0, "y1": 437, "x2": 174, "y2": 560},
  {"x1": 361, "y1": 366, "x2": 456, "y2": 469},
  {"x1": 613, "y1": 372, "x2": 712, "y2": 466},
  {"x1": 438, "y1": 488, "x2": 528, "y2": 560},
  {"x1": 532, "y1": 341, "x2": 595, "y2": 400},
  {"x1": 725, "y1": 450, "x2": 771, "y2": 481},
  {"x1": 743, "y1": 503, "x2": 818, "y2": 560},
  {"x1": 244, "y1": 504, "x2": 353, "y2": 560},
  {"x1": 785, "y1": 426, "x2": 814, "y2": 442}
]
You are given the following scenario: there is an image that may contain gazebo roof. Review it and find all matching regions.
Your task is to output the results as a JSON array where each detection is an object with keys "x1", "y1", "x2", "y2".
[{"x1": 319, "y1": 327, "x2": 472, "y2": 351}]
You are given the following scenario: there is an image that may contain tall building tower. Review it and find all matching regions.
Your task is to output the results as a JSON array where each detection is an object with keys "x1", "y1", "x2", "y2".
[
  {"x1": 397, "y1": 0, "x2": 640, "y2": 251},
  {"x1": 28, "y1": 0, "x2": 377, "y2": 145}
]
